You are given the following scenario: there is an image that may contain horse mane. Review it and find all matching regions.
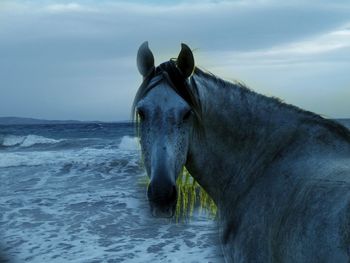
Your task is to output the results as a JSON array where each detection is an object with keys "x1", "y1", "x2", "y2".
[
  {"x1": 193, "y1": 67, "x2": 350, "y2": 142},
  {"x1": 132, "y1": 60, "x2": 350, "y2": 142}
]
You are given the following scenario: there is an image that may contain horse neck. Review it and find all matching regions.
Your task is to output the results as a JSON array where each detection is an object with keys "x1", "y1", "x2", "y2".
[{"x1": 186, "y1": 73, "x2": 301, "y2": 208}]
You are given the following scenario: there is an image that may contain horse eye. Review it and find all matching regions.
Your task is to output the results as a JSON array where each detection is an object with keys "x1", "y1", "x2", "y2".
[
  {"x1": 183, "y1": 110, "x2": 193, "y2": 121},
  {"x1": 137, "y1": 109, "x2": 146, "y2": 121}
]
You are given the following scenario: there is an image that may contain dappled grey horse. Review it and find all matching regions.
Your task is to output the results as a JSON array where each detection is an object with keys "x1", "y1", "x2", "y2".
[{"x1": 133, "y1": 42, "x2": 350, "y2": 262}]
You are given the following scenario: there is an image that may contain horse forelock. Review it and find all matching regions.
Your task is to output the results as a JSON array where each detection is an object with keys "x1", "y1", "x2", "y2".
[{"x1": 132, "y1": 60, "x2": 202, "y2": 130}]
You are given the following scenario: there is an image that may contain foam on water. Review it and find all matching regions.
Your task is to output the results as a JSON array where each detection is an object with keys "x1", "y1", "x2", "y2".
[
  {"x1": 0, "y1": 136, "x2": 139, "y2": 168},
  {"x1": 1, "y1": 134, "x2": 62, "y2": 147},
  {"x1": 0, "y1": 146, "x2": 136, "y2": 168},
  {"x1": 118, "y1": 135, "x2": 139, "y2": 151}
]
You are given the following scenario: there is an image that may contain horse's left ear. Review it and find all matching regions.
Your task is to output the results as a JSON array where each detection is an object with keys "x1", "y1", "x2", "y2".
[
  {"x1": 137, "y1": 41, "x2": 155, "y2": 77},
  {"x1": 177, "y1": 43, "x2": 195, "y2": 78}
]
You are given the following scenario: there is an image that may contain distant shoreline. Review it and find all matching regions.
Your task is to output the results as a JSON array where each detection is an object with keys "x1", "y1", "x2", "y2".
[
  {"x1": 0, "y1": 116, "x2": 348, "y2": 127},
  {"x1": 0, "y1": 117, "x2": 133, "y2": 125}
]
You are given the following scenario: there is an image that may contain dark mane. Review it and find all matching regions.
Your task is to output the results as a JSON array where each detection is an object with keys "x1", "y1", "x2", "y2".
[
  {"x1": 133, "y1": 60, "x2": 350, "y2": 142},
  {"x1": 193, "y1": 67, "x2": 350, "y2": 142}
]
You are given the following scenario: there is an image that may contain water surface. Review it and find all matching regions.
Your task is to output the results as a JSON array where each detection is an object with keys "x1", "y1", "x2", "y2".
[{"x1": 0, "y1": 123, "x2": 223, "y2": 263}]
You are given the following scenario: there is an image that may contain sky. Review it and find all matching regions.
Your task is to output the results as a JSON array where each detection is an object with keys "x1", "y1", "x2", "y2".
[{"x1": 0, "y1": 0, "x2": 349, "y2": 121}]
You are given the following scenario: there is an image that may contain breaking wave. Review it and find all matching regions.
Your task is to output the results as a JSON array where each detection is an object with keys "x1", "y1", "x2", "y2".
[
  {"x1": 118, "y1": 136, "x2": 139, "y2": 151},
  {"x1": 0, "y1": 134, "x2": 62, "y2": 148}
]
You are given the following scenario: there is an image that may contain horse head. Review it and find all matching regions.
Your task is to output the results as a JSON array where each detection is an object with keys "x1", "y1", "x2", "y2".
[{"x1": 133, "y1": 42, "x2": 199, "y2": 218}]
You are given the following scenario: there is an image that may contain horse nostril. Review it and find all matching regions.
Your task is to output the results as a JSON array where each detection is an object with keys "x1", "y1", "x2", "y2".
[{"x1": 147, "y1": 180, "x2": 177, "y2": 205}]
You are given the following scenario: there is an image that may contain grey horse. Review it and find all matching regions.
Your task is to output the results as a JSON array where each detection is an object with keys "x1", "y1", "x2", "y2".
[{"x1": 133, "y1": 41, "x2": 350, "y2": 262}]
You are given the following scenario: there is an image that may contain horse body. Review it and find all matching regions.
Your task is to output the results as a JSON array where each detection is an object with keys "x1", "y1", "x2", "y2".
[
  {"x1": 134, "y1": 42, "x2": 350, "y2": 262},
  {"x1": 187, "y1": 71, "x2": 350, "y2": 262}
]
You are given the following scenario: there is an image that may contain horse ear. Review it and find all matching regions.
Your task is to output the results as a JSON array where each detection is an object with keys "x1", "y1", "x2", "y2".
[
  {"x1": 177, "y1": 43, "x2": 195, "y2": 78},
  {"x1": 137, "y1": 41, "x2": 155, "y2": 77}
]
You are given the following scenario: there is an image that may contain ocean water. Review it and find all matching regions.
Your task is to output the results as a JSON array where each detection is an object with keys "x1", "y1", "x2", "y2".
[{"x1": 0, "y1": 123, "x2": 223, "y2": 263}]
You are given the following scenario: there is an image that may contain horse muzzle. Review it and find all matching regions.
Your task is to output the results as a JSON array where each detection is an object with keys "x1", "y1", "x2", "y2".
[{"x1": 147, "y1": 179, "x2": 177, "y2": 218}]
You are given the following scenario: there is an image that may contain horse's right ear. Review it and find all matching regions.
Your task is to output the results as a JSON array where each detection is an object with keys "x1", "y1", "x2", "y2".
[
  {"x1": 137, "y1": 41, "x2": 155, "y2": 77},
  {"x1": 177, "y1": 43, "x2": 195, "y2": 78}
]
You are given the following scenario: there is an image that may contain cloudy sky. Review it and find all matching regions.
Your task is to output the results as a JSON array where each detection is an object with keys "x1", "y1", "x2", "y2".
[{"x1": 0, "y1": 0, "x2": 349, "y2": 121}]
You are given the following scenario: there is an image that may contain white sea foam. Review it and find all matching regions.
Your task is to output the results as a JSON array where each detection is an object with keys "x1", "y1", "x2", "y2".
[
  {"x1": 2, "y1": 134, "x2": 25, "y2": 146},
  {"x1": 0, "y1": 144, "x2": 141, "y2": 168},
  {"x1": 0, "y1": 147, "x2": 116, "y2": 168},
  {"x1": 0, "y1": 151, "x2": 66, "y2": 167},
  {"x1": 1, "y1": 134, "x2": 62, "y2": 147},
  {"x1": 118, "y1": 136, "x2": 139, "y2": 151}
]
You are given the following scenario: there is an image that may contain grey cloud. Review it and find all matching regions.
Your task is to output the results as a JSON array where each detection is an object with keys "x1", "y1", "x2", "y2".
[{"x1": 0, "y1": 1, "x2": 349, "y2": 120}]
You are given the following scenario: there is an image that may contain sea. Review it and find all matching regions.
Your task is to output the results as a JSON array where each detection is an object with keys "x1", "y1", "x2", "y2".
[{"x1": 0, "y1": 123, "x2": 224, "y2": 263}]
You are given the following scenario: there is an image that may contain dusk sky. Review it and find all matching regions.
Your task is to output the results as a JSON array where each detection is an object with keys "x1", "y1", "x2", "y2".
[{"x1": 0, "y1": 0, "x2": 349, "y2": 121}]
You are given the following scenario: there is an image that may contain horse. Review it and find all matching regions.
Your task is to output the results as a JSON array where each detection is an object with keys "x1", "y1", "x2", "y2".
[{"x1": 132, "y1": 41, "x2": 350, "y2": 262}]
